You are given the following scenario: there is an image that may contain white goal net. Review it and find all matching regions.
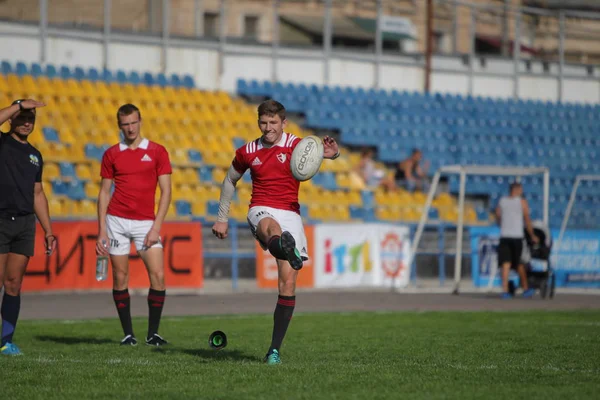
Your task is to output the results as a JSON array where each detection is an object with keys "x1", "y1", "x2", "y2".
[
  {"x1": 556, "y1": 175, "x2": 600, "y2": 253},
  {"x1": 409, "y1": 165, "x2": 550, "y2": 294}
]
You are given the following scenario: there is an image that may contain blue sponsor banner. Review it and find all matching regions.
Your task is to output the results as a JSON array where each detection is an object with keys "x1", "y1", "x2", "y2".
[{"x1": 470, "y1": 227, "x2": 600, "y2": 288}]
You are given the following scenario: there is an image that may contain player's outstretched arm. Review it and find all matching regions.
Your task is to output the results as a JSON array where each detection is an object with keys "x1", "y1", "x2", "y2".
[
  {"x1": 96, "y1": 178, "x2": 113, "y2": 256},
  {"x1": 322, "y1": 136, "x2": 340, "y2": 160},
  {"x1": 212, "y1": 165, "x2": 243, "y2": 239},
  {"x1": 0, "y1": 99, "x2": 46, "y2": 126}
]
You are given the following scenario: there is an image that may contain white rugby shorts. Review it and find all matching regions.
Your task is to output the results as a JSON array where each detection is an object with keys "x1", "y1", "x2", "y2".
[
  {"x1": 247, "y1": 206, "x2": 309, "y2": 260},
  {"x1": 105, "y1": 214, "x2": 162, "y2": 256}
]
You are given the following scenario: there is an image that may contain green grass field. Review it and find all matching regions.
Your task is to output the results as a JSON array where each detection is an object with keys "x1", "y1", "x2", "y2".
[{"x1": 3, "y1": 310, "x2": 600, "y2": 400}]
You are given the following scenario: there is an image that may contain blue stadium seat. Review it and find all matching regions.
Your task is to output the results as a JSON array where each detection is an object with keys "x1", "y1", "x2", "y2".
[
  {"x1": 1, "y1": 60, "x2": 12, "y2": 74},
  {"x1": 198, "y1": 167, "x2": 213, "y2": 183},
  {"x1": 237, "y1": 78, "x2": 250, "y2": 95},
  {"x1": 74, "y1": 66, "x2": 86, "y2": 80},
  {"x1": 59, "y1": 162, "x2": 76, "y2": 179},
  {"x1": 154, "y1": 73, "x2": 167, "y2": 87},
  {"x1": 129, "y1": 71, "x2": 141, "y2": 85},
  {"x1": 45, "y1": 64, "x2": 57, "y2": 78},
  {"x1": 233, "y1": 137, "x2": 245, "y2": 149},
  {"x1": 188, "y1": 150, "x2": 202, "y2": 164},
  {"x1": 84, "y1": 144, "x2": 104, "y2": 161},
  {"x1": 207, "y1": 200, "x2": 220, "y2": 216},
  {"x1": 51, "y1": 180, "x2": 70, "y2": 196},
  {"x1": 16, "y1": 61, "x2": 28, "y2": 76},
  {"x1": 170, "y1": 74, "x2": 182, "y2": 87},
  {"x1": 182, "y1": 75, "x2": 195, "y2": 88},
  {"x1": 42, "y1": 127, "x2": 60, "y2": 142},
  {"x1": 116, "y1": 70, "x2": 127, "y2": 83},
  {"x1": 31, "y1": 63, "x2": 43, "y2": 77},
  {"x1": 102, "y1": 69, "x2": 113, "y2": 82},
  {"x1": 242, "y1": 170, "x2": 251, "y2": 184},
  {"x1": 67, "y1": 180, "x2": 86, "y2": 200},
  {"x1": 143, "y1": 72, "x2": 155, "y2": 86},
  {"x1": 175, "y1": 200, "x2": 192, "y2": 216},
  {"x1": 87, "y1": 67, "x2": 100, "y2": 81},
  {"x1": 59, "y1": 65, "x2": 72, "y2": 79}
]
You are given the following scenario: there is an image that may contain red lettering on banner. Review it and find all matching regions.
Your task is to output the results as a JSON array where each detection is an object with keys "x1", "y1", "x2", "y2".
[{"x1": 22, "y1": 221, "x2": 203, "y2": 292}]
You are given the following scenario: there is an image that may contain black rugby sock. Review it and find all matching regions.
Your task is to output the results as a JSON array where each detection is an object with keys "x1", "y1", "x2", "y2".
[
  {"x1": 147, "y1": 288, "x2": 166, "y2": 338},
  {"x1": 269, "y1": 295, "x2": 296, "y2": 353},
  {"x1": 113, "y1": 289, "x2": 134, "y2": 337}
]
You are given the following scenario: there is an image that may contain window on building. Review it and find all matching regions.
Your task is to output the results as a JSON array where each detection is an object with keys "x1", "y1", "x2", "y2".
[
  {"x1": 204, "y1": 12, "x2": 219, "y2": 37},
  {"x1": 244, "y1": 15, "x2": 259, "y2": 40}
]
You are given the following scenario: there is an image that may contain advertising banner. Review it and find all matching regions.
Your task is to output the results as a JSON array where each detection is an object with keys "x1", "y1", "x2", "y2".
[
  {"x1": 313, "y1": 223, "x2": 411, "y2": 289},
  {"x1": 22, "y1": 221, "x2": 203, "y2": 292},
  {"x1": 470, "y1": 226, "x2": 600, "y2": 288},
  {"x1": 256, "y1": 225, "x2": 315, "y2": 289}
]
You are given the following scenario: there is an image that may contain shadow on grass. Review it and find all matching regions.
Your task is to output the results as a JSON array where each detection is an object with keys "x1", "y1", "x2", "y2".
[
  {"x1": 150, "y1": 346, "x2": 261, "y2": 363},
  {"x1": 36, "y1": 335, "x2": 114, "y2": 345}
]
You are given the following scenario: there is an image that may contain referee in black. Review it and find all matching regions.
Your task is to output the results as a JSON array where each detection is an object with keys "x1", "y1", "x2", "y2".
[{"x1": 0, "y1": 99, "x2": 56, "y2": 356}]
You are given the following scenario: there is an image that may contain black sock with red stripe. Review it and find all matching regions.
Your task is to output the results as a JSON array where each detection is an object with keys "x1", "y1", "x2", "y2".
[
  {"x1": 147, "y1": 288, "x2": 166, "y2": 338},
  {"x1": 113, "y1": 289, "x2": 134, "y2": 337},
  {"x1": 269, "y1": 295, "x2": 296, "y2": 353},
  {"x1": 267, "y1": 235, "x2": 287, "y2": 260}
]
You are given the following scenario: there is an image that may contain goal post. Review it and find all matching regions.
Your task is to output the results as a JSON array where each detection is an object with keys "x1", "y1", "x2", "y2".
[
  {"x1": 556, "y1": 174, "x2": 600, "y2": 253},
  {"x1": 409, "y1": 165, "x2": 550, "y2": 294}
]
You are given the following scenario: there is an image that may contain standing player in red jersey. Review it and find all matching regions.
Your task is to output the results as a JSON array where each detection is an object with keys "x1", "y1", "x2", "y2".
[
  {"x1": 96, "y1": 104, "x2": 172, "y2": 347},
  {"x1": 212, "y1": 100, "x2": 340, "y2": 365}
]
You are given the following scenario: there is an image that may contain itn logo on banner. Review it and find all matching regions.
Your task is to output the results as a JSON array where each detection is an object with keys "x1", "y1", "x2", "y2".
[{"x1": 324, "y1": 239, "x2": 371, "y2": 274}]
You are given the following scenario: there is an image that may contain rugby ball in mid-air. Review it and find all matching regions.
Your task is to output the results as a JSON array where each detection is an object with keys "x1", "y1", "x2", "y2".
[{"x1": 290, "y1": 135, "x2": 324, "y2": 181}]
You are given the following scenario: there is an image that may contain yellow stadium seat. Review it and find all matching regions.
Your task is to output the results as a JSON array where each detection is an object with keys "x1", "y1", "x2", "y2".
[
  {"x1": 0, "y1": 75, "x2": 7, "y2": 92},
  {"x1": 44, "y1": 163, "x2": 60, "y2": 180},
  {"x1": 42, "y1": 180, "x2": 53, "y2": 197},
  {"x1": 192, "y1": 200, "x2": 206, "y2": 217},
  {"x1": 176, "y1": 184, "x2": 195, "y2": 201},
  {"x1": 171, "y1": 168, "x2": 186, "y2": 185},
  {"x1": 166, "y1": 203, "x2": 177, "y2": 219},
  {"x1": 49, "y1": 198, "x2": 64, "y2": 216},
  {"x1": 376, "y1": 206, "x2": 392, "y2": 221},
  {"x1": 89, "y1": 162, "x2": 101, "y2": 179},
  {"x1": 230, "y1": 202, "x2": 247, "y2": 221},
  {"x1": 212, "y1": 168, "x2": 226, "y2": 184},
  {"x1": 85, "y1": 182, "x2": 99, "y2": 199},
  {"x1": 75, "y1": 164, "x2": 92, "y2": 180},
  {"x1": 170, "y1": 149, "x2": 188, "y2": 165},
  {"x1": 177, "y1": 168, "x2": 195, "y2": 184}
]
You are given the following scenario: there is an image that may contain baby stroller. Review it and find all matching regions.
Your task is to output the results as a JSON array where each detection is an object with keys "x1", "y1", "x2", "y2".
[{"x1": 508, "y1": 220, "x2": 555, "y2": 299}]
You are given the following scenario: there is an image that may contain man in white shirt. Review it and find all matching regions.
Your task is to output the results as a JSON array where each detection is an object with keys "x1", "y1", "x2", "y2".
[{"x1": 495, "y1": 182, "x2": 539, "y2": 299}]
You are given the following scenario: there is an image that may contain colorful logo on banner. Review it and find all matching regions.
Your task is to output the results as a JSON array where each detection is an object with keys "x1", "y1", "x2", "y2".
[
  {"x1": 324, "y1": 238, "x2": 372, "y2": 274},
  {"x1": 470, "y1": 226, "x2": 600, "y2": 288},
  {"x1": 380, "y1": 232, "x2": 406, "y2": 278}
]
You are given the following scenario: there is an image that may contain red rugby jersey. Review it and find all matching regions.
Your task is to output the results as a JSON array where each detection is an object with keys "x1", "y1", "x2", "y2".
[
  {"x1": 232, "y1": 132, "x2": 301, "y2": 213},
  {"x1": 100, "y1": 138, "x2": 172, "y2": 221}
]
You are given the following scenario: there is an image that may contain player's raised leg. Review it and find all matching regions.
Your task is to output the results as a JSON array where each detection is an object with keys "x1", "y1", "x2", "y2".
[
  {"x1": 0, "y1": 253, "x2": 28, "y2": 355},
  {"x1": 256, "y1": 216, "x2": 303, "y2": 271},
  {"x1": 138, "y1": 246, "x2": 167, "y2": 346},
  {"x1": 111, "y1": 254, "x2": 137, "y2": 345}
]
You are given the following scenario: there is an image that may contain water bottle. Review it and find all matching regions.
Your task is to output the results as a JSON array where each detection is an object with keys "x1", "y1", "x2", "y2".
[{"x1": 96, "y1": 240, "x2": 108, "y2": 282}]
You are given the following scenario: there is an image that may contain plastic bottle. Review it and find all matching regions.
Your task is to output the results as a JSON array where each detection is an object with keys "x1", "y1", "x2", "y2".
[{"x1": 96, "y1": 240, "x2": 108, "y2": 281}]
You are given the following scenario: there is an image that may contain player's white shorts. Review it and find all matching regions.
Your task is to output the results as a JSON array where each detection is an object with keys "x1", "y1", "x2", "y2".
[
  {"x1": 247, "y1": 206, "x2": 309, "y2": 260},
  {"x1": 105, "y1": 214, "x2": 163, "y2": 256}
]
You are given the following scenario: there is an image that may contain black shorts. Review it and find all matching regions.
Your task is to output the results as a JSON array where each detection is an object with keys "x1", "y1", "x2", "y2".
[
  {"x1": 497, "y1": 238, "x2": 523, "y2": 270},
  {"x1": 0, "y1": 214, "x2": 36, "y2": 257}
]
